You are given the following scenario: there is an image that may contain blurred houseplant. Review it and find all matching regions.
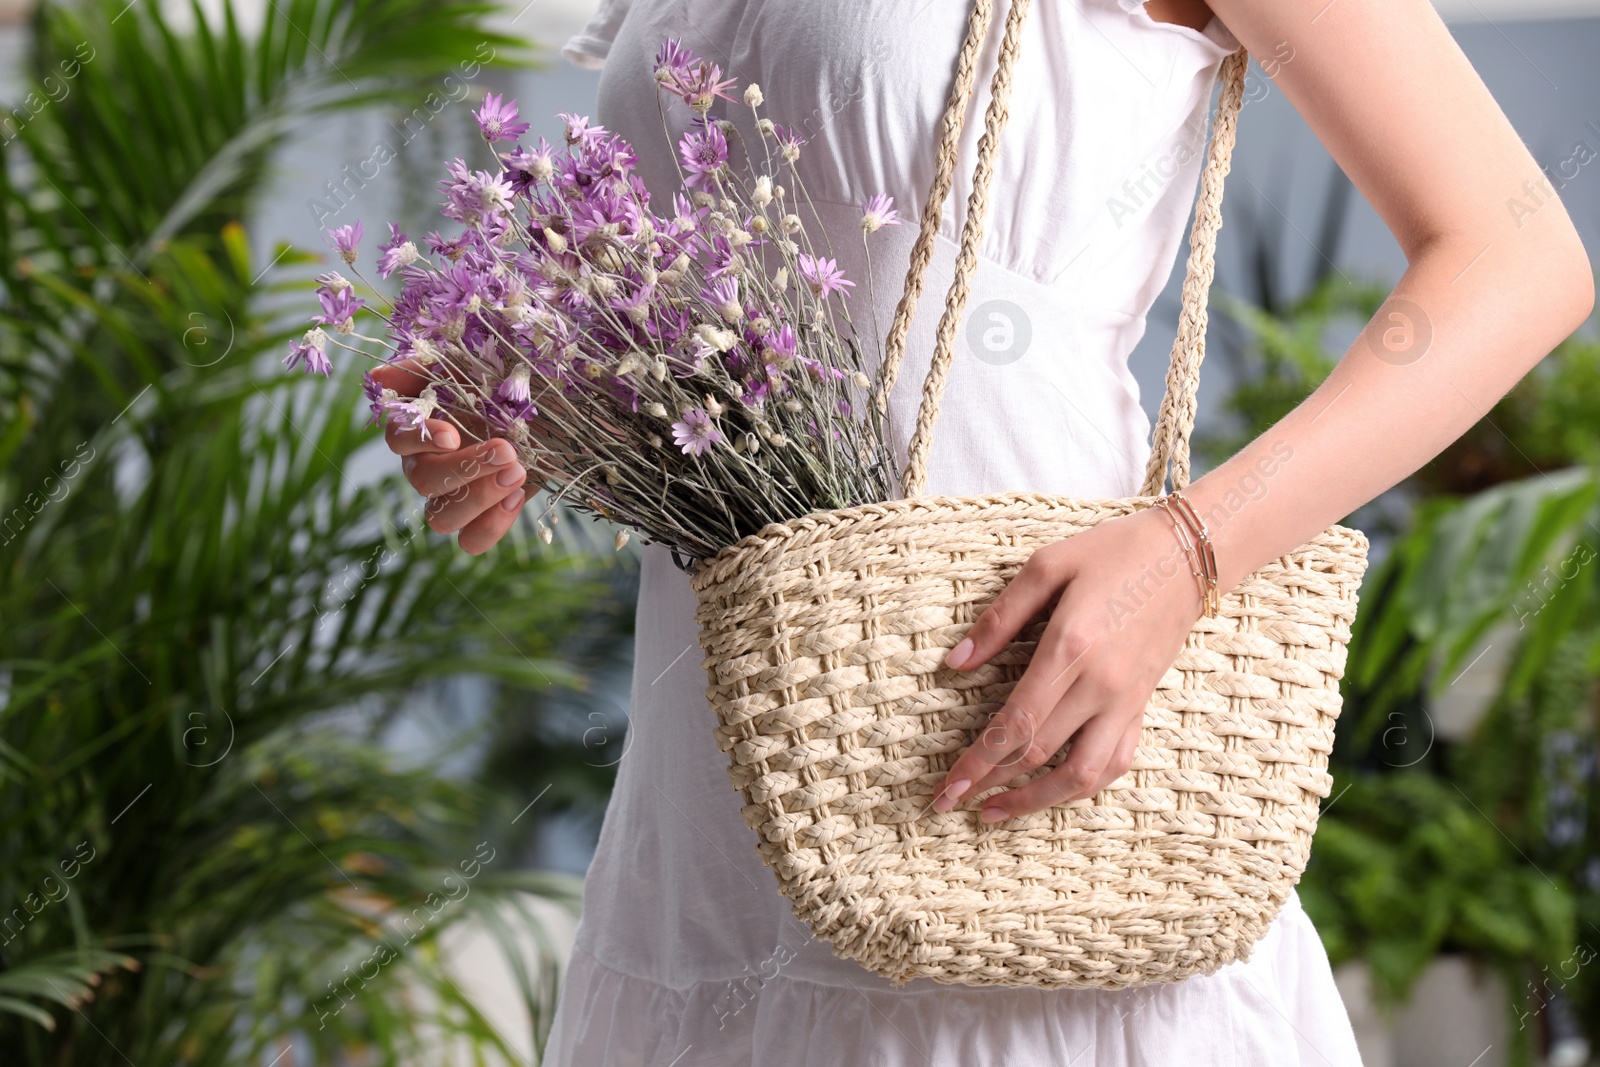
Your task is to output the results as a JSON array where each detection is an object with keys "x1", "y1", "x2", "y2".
[
  {"x1": 1195, "y1": 171, "x2": 1600, "y2": 1065},
  {"x1": 0, "y1": 0, "x2": 615, "y2": 1062}
]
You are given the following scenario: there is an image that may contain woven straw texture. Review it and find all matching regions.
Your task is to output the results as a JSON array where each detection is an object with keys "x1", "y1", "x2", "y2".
[
  {"x1": 689, "y1": 0, "x2": 1370, "y2": 988},
  {"x1": 691, "y1": 495, "x2": 1367, "y2": 988}
]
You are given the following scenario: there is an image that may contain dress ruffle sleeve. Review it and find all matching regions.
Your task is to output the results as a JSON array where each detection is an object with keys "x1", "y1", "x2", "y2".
[{"x1": 561, "y1": 0, "x2": 631, "y2": 70}]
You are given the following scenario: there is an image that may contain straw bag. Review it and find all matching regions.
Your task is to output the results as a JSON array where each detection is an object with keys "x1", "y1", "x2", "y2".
[{"x1": 690, "y1": 0, "x2": 1369, "y2": 990}]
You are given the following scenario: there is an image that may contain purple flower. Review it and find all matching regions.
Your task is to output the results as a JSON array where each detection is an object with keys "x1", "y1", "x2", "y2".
[
  {"x1": 497, "y1": 363, "x2": 533, "y2": 404},
  {"x1": 773, "y1": 124, "x2": 805, "y2": 162},
  {"x1": 662, "y1": 60, "x2": 738, "y2": 112},
  {"x1": 798, "y1": 254, "x2": 854, "y2": 299},
  {"x1": 314, "y1": 286, "x2": 366, "y2": 331},
  {"x1": 695, "y1": 234, "x2": 733, "y2": 278},
  {"x1": 328, "y1": 221, "x2": 363, "y2": 266},
  {"x1": 361, "y1": 370, "x2": 387, "y2": 424},
  {"x1": 703, "y1": 276, "x2": 741, "y2": 321},
  {"x1": 760, "y1": 323, "x2": 797, "y2": 364},
  {"x1": 377, "y1": 223, "x2": 419, "y2": 278},
  {"x1": 383, "y1": 385, "x2": 441, "y2": 440},
  {"x1": 425, "y1": 229, "x2": 474, "y2": 261},
  {"x1": 740, "y1": 376, "x2": 770, "y2": 407},
  {"x1": 670, "y1": 406, "x2": 723, "y2": 456},
  {"x1": 678, "y1": 124, "x2": 729, "y2": 188},
  {"x1": 860, "y1": 194, "x2": 900, "y2": 234},
  {"x1": 558, "y1": 112, "x2": 609, "y2": 146},
  {"x1": 474, "y1": 92, "x2": 531, "y2": 142},
  {"x1": 284, "y1": 328, "x2": 331, "y2": 375},
  {"x1": 440, "y1": 158, "x2": 515, "y2": 228},
  {"x1": 653, "y1": 38, "x2": 697, "y2": 86},
  {"x1": 501, "y1": 139, "x2": 554, "y2": 195}
]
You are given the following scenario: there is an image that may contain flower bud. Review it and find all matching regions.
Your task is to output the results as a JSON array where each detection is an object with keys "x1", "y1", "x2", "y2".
[{"x1": 744, "y1": 84, "x2": 764, "y2": 107}]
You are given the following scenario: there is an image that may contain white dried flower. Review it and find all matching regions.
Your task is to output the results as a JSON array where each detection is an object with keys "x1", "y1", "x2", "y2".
[
  {"x1": 752, "y1": 175, "x2": 773, "y2": 208},
  {"x1": 774, "y1": 184, "x2": 786, "y2": 200},
  {"x1": 772, "y1": 267, "x2": 789, "y2": 292},
  {"x1": 745, "y1": 432, "x2": 761, "y2": 454},
  {"x1": 537, "y1": 523, "x2": 554, "y2": 544},
  {"x1": 320, "y1": 271, "x2": 352, "y2": 294},
  {"x1": 411, "y1": 337, "x2": 441, "y2": 365},
  {"x1": 767, "y1": 432, "x2": 790, "y2": 447},
  {"x1": 782, "y1": 213, "x2": 802, "y2": 235},
  {"x1": 645, "y1": 401, "x2": 669, "y2": 418},
  {"x1": 614, "y1": 529, "x2": 630, "y2": 550},
  {"x1": 783, "y1": 398, "x2": 803, "y2": 412},
  {"x1": 744, "y1": 83, "x2": 764, "y2": 107},
  {"x1": 542, "y1": 227, "x2": 567, "y2": 254},
  {"x1": 389, "y1": 241, "x2": 420, "y2": 271},
  {"x1": 692, "y1": 191, "x2": 715, "y2": 209},
  {"x1": 715, "y1": 119, "x2": 736, "y2": 137},
  {"x1": 651, "y1": 359, "x2": 668, "y2": 382},
  {"x1": 604, "y1": 466, "x2": 621, "y2": 485},
  {"x1": 756, "y1": 117, "x2": 776, "y2": 136},
  {"x1": 703, "y1": 394, "x2": 725, "y2": 417},
  {"x1": 648, "y1": 434, "x2": 662, "y2": 448},
  {"x1": 696, "y1": 323, "x2": 738, "y2": 352},
  {"x1": 749, "y1": 216, "x2": 770, "y2": 235},
  {"x1": 852, "y1": 371, "x2": 872, "y2": 388}
]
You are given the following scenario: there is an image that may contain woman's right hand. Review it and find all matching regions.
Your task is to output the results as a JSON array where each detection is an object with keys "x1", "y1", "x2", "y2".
[{"x1": 371, "y1": 359, "x2": 529, "y2": 555}]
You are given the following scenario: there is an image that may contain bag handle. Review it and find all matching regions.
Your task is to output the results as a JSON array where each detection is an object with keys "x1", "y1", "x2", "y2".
[{"x1": 872, "y1": 0, "x2": 1249, "y2": 498}]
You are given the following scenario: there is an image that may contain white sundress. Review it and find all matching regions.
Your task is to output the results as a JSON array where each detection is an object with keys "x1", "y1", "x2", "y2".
[{"x1": 546, "y1": 2, "x2": 1366, "y2": 1065}]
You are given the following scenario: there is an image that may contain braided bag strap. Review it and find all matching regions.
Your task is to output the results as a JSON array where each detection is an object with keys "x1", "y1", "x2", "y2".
[{"x1": 873, "y1": 0, "x2": 1249, "y2": 498}]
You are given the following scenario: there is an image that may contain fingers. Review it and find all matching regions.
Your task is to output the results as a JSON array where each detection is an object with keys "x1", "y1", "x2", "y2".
[
  {"x1": 932, "y1": 606, "x2": 1098, "y2": 811},
  {"x1": 960, "y1": 680, "x2": 1104, "y2": 799},
  {"x1": 979, "y1": 707, "x2": 1138, "y2": 821},
  {"x1": 384, "y1": 418, "x2": 461, "y2": 456},
  {"x1": 426, "y1": 465, "x2": 528, "y2": 535},
  {"x1": 370, "y1": 358, "x2": 429, "y2": 397},
  {"x1": 944, "y1": 542, "x2": 1073, "y2": 671},
  {"x1": 1086, "y1": 716, "x2": 1144, "y2": 799},
  {"x1": 404, "y1": 440, "x2": 520, "y2": 498},
  {"x1": 458, "y1": 486, "x2": 528, "y2": 555}
]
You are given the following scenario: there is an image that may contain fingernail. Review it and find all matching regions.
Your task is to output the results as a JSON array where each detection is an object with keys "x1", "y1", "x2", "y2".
[
  {"x1": 944, "y1": 638, "x2": 974, "y2": 670},
  {"x1": 402, "y1": 455, "x2": 418, "y2": 475},
  {"x1": 932, "y1": 778, "x2": 970, "y2": 813},
  {"x1": 438, "y1": 431, "x2": 459, "y2": 449},
  {"x1": 487, "y1": 442, "x2": 513, "y2": 464},
  {"x1": 500, "y1": 488, "x2": 525, "y2": 512},
  {"x1": 980, "y1": 806, "x2": 1008, "y2": 824},
  {"x1": 495, "y1": 466, "x2": 524, "y2": 488}
]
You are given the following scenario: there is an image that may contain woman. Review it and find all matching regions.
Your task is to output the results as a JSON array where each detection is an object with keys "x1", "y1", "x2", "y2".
[{"x1": 375, "y1": 0, "x2": 1594, "y2": 1062}]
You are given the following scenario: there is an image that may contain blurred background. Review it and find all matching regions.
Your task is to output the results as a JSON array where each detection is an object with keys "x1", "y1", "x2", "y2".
[{"x1": 1, "y1": 0, "x2": 1598, "y2": 1064}]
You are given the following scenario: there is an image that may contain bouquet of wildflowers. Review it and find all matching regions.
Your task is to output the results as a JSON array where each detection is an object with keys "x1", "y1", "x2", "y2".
[{"x1": 287, "y1": 40, "x2": 907, "y2": 563}]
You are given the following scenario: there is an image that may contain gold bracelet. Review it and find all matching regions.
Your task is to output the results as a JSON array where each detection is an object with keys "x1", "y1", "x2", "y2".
[
  {"x1": 1166, "y1": 491, "x2": 1220, "y2": 616},
  {"x1": 1153, "y1": 492, "x2": 1220, "y2": 618}
]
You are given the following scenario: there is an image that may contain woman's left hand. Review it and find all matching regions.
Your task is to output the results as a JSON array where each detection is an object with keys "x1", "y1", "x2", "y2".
[{"x1": 931, "y1": 504, "x2": 1205, "y2": 821}]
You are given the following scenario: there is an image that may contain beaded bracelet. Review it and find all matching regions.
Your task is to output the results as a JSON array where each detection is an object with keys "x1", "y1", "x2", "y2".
[{"x1": 1152, "y1": 491, "x2": 1220, "y2": 618}]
